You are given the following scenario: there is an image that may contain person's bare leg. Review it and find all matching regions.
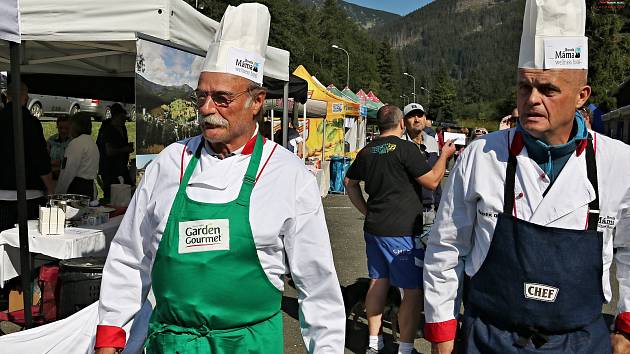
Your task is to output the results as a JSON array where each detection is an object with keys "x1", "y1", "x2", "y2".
[
  {"x1": 398, "y1": 288, "x2": 422, "y2": 343},
  {"x1": 365, "y1": 278, "x2": 390, "y2": 336}
]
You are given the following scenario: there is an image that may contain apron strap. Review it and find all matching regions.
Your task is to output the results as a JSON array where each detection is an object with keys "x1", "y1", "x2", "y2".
[
  {"x1": 177, "y1": 138, "x2": 204, "y2": 194},
  {"x1": 236, "y1": 134, "x2": 264, "y2": 206},
  {"x1": 503, "y1": 131, "x2": 518, "y2": 215},
  {"x1": 503, "y1": 153, "x2": 517, "y2": 215},
  {"x1": 585, "y1": 135, "x2": 599, "y2": 231}
]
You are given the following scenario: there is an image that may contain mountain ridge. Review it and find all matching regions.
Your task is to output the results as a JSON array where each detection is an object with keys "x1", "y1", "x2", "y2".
[
  {"x1": 375, "y1": 0, "x2": 526, "y2": 120},
  {"x1": 298, "y1": 0, "x2": 401, "y2": 29}
]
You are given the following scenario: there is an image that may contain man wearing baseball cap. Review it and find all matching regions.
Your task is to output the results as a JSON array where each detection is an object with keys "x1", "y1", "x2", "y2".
[{"x1": 403, "y1": 103, "x2": 443, "y2": 221}]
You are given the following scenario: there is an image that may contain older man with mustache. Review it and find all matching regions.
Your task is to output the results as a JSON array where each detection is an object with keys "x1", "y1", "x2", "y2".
[{"x1": 94, "y1": 4, "x2": 345, "y2": 354}]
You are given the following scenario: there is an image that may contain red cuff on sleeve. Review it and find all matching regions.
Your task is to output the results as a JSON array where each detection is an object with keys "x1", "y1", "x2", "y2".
[
  {"x1": 95, "y1": 325, "x2": 126, "y2": 349},
  {"x1": 424, "y1": 319, "x2": 458, "y2": 343},
  {"x1": 616, "y1": 312, "x2": 630, "y2": 335}
]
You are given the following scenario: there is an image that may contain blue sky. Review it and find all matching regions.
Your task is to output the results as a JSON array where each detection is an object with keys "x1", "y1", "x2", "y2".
[{"x1": 344, "y1": 0, "x2": 433, "y2": 15}]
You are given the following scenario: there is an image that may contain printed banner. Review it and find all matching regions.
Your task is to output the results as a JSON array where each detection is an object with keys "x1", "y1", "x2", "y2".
[{"x1": 135, "y1": 39, "x2": 205, "y2": 170}]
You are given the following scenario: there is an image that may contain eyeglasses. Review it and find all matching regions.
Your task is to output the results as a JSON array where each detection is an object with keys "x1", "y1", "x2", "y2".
[
  {"x1": 474, "y1": 129, "x2": 488, "y2": 135},
  {"x1": 192, "y1": 89, "x2": 251, "y2": 108}
]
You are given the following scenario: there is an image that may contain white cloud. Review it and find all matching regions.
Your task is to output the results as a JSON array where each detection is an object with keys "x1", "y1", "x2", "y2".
[{"x1": 137, "y1": 39, "x2": 204, "y2": 88}]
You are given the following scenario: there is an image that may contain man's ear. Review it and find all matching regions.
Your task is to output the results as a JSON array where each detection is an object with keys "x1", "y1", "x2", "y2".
[
  {"x1": 251, "y1": 90, "x2": 267, "y2": 116},
  {"x1": 576, "y1": 85, "x2": 591, "y2": 109}
]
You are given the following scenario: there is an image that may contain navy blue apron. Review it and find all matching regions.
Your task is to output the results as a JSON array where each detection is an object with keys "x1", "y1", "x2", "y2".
[{"x1": 463, "y1": 134, "x2": 611, "y2": 353}]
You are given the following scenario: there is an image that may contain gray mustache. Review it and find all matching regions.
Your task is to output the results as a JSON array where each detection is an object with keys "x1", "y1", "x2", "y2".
[{"x1": 199, "y1": 115, "x2": 229, "y2": 128}]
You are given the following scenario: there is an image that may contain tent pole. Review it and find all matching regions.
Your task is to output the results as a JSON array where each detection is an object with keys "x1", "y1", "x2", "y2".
[
  {"x1": 10, "y1": 41, "x2": 33, "y2": 328},
  {"x1": 302, "y1": 102, "x2": 307, "y2": 163},
  {"x1": 342, "y1": 113, "x2": 347, "y2": 196},
  {"x1": 270, "y1": 109, "x2": 274, "y2": 143},
  {"x1": 282, "y1": 82, "x2": 289, "y2": 148},
  {"x1": 322, "y1": 117, "x2": 326, "y2": 164}
]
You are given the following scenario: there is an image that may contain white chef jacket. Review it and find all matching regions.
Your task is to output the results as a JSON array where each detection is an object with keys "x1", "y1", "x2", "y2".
[
  {"x1": 55, "y1": 134, "x2": 99, "y2": 195},
  {"x1": 423, "y1": 128, "x2": 630, "y2": 342},
  {"x1": 96, "y1": 132, "x2": 346, "y2": 353}
]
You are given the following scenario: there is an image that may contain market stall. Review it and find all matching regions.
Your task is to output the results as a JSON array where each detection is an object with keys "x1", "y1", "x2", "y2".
[{"x1": 293, "y1": 65, "x2": 360, "y2": 160}]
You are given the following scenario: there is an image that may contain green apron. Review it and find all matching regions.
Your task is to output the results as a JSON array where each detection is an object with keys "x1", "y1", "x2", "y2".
[{"x1": 146, "y1": 135, "x2": 283, "y2": 354}]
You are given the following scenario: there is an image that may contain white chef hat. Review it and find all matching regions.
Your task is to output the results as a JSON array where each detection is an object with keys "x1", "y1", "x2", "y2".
[
  {"x1": 518, "y1": 0, "x2": 588, "y2": 70},
  {"x1": 202, "y1": 3, "x2": 270, "y2": 85}
]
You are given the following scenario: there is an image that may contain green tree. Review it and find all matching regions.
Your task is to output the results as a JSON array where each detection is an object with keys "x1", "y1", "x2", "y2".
[
  {"x1": 376, "y1": 41, "x2": 399, "y2": 104},
  {"x1": 431, "y1": 69, "x2": 457, "y2": 122},
  {"x1": 586, "y1": 3, "x2": 630, "y2": 111}
]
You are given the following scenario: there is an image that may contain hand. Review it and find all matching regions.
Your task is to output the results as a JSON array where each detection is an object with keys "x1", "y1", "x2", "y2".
[
  {"x1": 441, "y1": 140, "x2": 457, "y2": 158},
  {"x1": 612, "y1": 332, "x2": 630, "y2": 354},
  {"x1": 95, "y1": 348, "x2": 119, "y2": 354},
  {"x1": 431, "y1": 340, "x2": 455, "y2": 354}
]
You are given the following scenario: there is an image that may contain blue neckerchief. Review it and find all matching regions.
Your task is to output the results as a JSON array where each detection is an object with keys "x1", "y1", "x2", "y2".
[{"x1": 517, "y1": 112, "x2": 588, "y2": 182}]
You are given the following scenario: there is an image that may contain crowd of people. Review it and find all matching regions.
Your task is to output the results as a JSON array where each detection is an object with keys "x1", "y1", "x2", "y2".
[{"x1": 0, "y1": 82, "x2": 134, "y2": 233}]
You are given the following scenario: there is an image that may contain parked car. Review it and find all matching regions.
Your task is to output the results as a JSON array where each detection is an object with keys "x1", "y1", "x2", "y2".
[{"x1": 27, "y1": 94, "x2": 134, "y2": 121}]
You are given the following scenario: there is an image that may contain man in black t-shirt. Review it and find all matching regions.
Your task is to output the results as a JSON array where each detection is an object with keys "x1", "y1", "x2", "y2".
[{"x1": 345, "y1": 105, "x2": 455, "y2": 354}]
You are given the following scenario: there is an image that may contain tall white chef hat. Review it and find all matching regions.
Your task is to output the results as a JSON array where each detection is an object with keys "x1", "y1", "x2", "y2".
[
  {"x1": 202, "y1": 3, "x2": 270, "y2": 85},
  {"x1": 518, "y1": 0, "x2": 588, "y2": 70}
]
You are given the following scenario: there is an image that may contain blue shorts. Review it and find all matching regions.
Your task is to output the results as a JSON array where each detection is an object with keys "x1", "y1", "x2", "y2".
[{"x1": 364, "y1": 232, "x2": 424, "y2": 289}]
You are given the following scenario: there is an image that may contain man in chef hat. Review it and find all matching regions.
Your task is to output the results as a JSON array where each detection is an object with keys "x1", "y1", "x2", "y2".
[
  {"x1": 95, "y1": 3, "x2": 345, "y2": 354},
  {"x1": 423, "y1": 1, "x2": 630, "y2": 353}
]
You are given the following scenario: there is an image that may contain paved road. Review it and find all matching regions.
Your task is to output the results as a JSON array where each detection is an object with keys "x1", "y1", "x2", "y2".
[
  {"x1": 281, "y1": 194, "x2": 431, "y2": 353},
  {"x1": 281, "y1": 194, "x2": 620, "y2": 354}
]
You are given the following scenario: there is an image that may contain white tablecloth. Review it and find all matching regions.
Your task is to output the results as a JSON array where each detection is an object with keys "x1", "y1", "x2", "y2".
[
  {"x1": 0, "y1": 300, "x2": 151, "y2": 354},
  {"x1": 0, "y1": 216, "x2": 123, "y2": 286}
]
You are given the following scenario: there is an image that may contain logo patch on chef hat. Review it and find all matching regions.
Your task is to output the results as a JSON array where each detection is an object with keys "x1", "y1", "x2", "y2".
[
  {"x1": 524, "y1": 283, "x2": 559, "y2": 302},
  {"x1": 227, "y1": 47, "x2": 265, "y2": 84},
  {"x1": 543, "y1": 37, "x2": 588, "y2": 69}
]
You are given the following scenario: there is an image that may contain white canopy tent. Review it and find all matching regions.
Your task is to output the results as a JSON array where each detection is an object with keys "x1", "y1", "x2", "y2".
[
  {"x1": 0, "y1": 0, "x2": 20, "y2": 43},
  {"x1": 0, "y1": 0, "x2": 290, "y2": 82},
  {"x1": 0, "y1": 0, "x2": 293, "y2": 329}
]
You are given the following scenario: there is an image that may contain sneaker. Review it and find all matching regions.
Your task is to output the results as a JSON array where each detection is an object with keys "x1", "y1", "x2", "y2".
[{"x1": 0, "y1": 320, "x2": 22, "y2": 335}]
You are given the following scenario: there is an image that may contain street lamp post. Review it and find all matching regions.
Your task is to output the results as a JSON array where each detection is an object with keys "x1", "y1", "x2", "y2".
[
  {"x1": 400, "y1": 94, "x2": 408, "y2": 106},
  {"x1": 332, "y1": 44, "x2": 350, "y2": 89},
  {"x1": 420, "y1": 86, "x2": 431, "y2": 104},
  {"x1": 403, "y1": 72, "x2": 416, "y2": 102}
]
